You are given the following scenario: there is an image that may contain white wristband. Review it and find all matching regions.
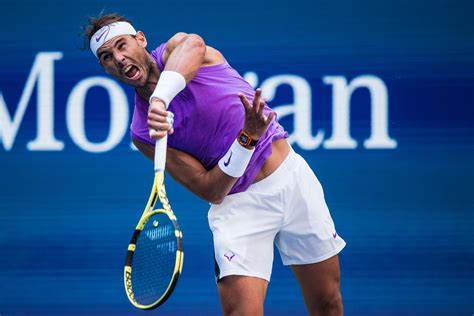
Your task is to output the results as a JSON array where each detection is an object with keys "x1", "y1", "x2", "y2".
[
  {"x1": 149, "y1": 71, "x2": 186, "y2": 108},
  {"x1": 218, "y1": 139, "x2": 255, "y2": 178}
]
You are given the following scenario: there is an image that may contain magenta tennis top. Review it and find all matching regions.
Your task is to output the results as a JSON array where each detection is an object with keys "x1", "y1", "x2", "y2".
[{"x1": 130, "y1": 43, "x2": 288, "y2": 194}]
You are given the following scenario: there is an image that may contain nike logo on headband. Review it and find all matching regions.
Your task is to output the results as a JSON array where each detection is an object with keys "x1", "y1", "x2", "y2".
[{"x1": 95, "y1": 27, "x2": 110, "y2": 42}]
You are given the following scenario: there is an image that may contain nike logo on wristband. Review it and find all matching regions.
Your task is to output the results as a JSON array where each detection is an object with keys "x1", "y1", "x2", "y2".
[{"x1": 223, "y1": 151, "x2": 233, "y2": 167}]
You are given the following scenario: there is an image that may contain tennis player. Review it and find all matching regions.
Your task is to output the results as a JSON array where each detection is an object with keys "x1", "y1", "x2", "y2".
[{"x1": 84, "y1": 13, "x2": 346, "y2": 315}]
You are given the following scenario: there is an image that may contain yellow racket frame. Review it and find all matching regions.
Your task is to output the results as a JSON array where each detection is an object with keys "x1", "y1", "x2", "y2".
[{"x1": 124, "y1": 171, "x2": 184, "y2": 310}]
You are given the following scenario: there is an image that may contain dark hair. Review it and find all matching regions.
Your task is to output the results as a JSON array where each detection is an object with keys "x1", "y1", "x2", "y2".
[{"x1": 81, "y1": 12, "x2": 132, "y2": 49}]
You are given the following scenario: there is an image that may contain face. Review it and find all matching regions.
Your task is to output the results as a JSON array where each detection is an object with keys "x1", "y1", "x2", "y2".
[{"x1": 97, "y1": 32, "x2": 153, "y2": 87}]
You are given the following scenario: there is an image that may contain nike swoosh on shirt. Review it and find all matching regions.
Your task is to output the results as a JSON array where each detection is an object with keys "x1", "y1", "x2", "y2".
[{"x1": 224, "y1": 151, "x2": 233, "y2": 167}]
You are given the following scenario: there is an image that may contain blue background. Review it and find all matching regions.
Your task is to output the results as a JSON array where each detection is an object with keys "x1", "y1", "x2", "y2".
[{"x1": 1, "y1": 0, "x2": 473, "y2": 315}]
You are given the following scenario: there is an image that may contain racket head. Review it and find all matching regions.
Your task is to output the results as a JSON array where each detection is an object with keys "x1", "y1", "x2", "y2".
[{"x1": 124, "y1": 208, "x2": 183, "y2": 310}]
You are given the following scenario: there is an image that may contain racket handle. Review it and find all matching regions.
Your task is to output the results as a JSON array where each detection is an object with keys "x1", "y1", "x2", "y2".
[{"x1": 154, "y1": 134, "x2": 168, "y2": 172}]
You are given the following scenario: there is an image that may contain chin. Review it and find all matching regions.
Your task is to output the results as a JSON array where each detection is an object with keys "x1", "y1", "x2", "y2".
[
  {"x1": 134, "y1": 77, "x2": 148, "y2": 88},
  {"x1": 119, "y1": 75, "x2": 144, "y2": 88}
]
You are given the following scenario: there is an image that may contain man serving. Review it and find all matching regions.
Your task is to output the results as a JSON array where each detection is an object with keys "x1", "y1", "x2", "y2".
[{"x1": 85, "y1": 13, "x2": 345, "y2": 315}]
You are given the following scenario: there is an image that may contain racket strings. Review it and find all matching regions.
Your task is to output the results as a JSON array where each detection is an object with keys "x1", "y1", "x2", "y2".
[{"x1": 131, "y1": 214, "x2": 177, "y2": 305}]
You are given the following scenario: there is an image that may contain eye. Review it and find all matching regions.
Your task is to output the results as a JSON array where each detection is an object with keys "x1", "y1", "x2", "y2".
[
  {"x1": 118, "y1": 43, "x2": 125, "y2": 50},
  {"x1": 102, "y1": 53, "x2": 111, "y2": 62}
]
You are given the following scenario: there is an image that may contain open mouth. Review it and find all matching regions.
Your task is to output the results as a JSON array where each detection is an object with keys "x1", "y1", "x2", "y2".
[{"x1": 123, "y1": 65, "x2": 140, "y2": 80}]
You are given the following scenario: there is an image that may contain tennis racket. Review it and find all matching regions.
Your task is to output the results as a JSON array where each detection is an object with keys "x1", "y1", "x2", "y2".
[{"x1": 124, "y1": 135, "x2": 184, "y2": 309}]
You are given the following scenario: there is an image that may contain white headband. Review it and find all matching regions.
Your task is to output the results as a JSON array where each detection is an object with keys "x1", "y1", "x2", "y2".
[{"x1": 90, "y1": 21, "x2": 137, "y2": 58}]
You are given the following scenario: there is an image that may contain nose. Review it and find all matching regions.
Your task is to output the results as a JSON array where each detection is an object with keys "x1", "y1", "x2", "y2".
[{"x1": 113, "y1": 51, "x2": 125, "y2": 67}]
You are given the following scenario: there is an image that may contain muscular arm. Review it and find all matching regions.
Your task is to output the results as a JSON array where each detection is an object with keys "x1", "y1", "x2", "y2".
[
  {"x1": 147, "y1": 32, "x2": 225, "y2": 138},
  {"x1": 161, "y1": 32, "x2": 225, "y2": 83},
  {"x1": 144, "y1": 89, "x2": 272, "y2": 204},
  {"x1": 166, "y1": 147, "x2": 237, "y2": 204},
  {"x1": 132, "y1": 139, "x2": 236, "y2": 204}
]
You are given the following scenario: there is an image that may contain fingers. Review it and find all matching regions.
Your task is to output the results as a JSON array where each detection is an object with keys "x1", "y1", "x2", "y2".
[
  {"x1": 257, "y1": 99, "x2": 265, "y2": 118},
  {"x1": 148, "y1": 111, "x2": 174, "y2": 128},
  {"x1": 148, "y1": 110, "x2": 174, "y2": 139},
  {"x1": 264, "y1": 111, "x2": 275, "y2": 126},
  {"x1": 149, "y1": 127, "x2": 174, "y2": 139},
  {"x1": 149, "y1": 105, "x2": 168, "y2": 117},
  {"x1": 239, "y1": 93, "x2": 252, "y2": 112},
  {"x1": 149, "y1": 129, "x2": 167, "y2": 139},
  {"x1": 239, "y1": 89, "x2": 266, "y2": 113},
  {"x1": 253, "y1": 89, "x2": 262, "y2": 113}
]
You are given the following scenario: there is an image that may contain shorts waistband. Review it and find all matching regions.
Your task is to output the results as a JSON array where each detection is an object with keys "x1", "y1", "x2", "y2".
[{"x1": 247, "y1": 146, "x2": 298, "y2": 192}]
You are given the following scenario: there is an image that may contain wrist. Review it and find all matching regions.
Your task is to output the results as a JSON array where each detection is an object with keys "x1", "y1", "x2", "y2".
[
  {"x1": 218, "y1": 139, "x2": 255, "y2": 178},
  {"x1": 149, "y1": 98, "x2": 166, "y2": 110},
  {"x1": 237, "y1": 129, "x2": 259, "y2": 149},
  {"x1": 149, "y1": 71, "x2": 186, "y2": 108}
]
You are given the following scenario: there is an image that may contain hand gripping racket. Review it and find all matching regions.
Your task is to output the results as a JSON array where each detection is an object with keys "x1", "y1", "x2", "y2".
[{"x1": 124, "y1": 135, "x2": 184, "y2": 309}]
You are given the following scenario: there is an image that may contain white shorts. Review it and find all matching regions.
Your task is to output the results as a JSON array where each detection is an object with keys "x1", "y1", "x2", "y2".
[{"x1": 208, "y1": 148, "x2": 346, "y2": 282}]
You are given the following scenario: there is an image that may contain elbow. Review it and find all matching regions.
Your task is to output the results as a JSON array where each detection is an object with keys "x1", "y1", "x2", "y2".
[
  {"x1": 209, "y1": 196, "x2": 225, "y2": 205},
  {"x1": 185, "y1": 34, "x2": 206, "y2": 56},
  {"x1": 204, "y1": 190, "x2": 226, "y2": 205},
  {"x1": 187, "y1": 179, "x2": 226, "y2": 204}
]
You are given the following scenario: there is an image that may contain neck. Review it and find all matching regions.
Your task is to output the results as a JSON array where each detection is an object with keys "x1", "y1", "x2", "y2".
[{"x1": 136, "y1": 55, "x2": 160, "y2": 101}]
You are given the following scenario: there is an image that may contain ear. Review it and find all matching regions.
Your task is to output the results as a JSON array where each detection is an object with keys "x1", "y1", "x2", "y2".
[
  {"x1": 97, "y1": 59, "x2": 110, "y2": 74},
  {"x1": 135, "y1": 31, "x2": 147, "y2": 48},
  {"x1": 97, "y1": 58, "x2": 107, "y2": 71}
]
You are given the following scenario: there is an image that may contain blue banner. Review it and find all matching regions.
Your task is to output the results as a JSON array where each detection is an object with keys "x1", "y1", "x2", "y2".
[{"x1": 1, "y1": 0, "x2": 473, "y2": 315}]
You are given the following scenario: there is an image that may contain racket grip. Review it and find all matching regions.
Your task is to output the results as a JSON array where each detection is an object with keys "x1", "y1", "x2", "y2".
[{"x1": 154, "y1": 134, "x2": 168, "y2": 172}]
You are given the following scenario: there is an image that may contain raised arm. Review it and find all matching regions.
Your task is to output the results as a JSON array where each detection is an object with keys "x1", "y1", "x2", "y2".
[
  {"x1": 160, "y1": 32, "x2": 205, "y2": 83},
  {"x1": 148, "y1": 32, "x2": 224, "y2": 139},
  {"x1": 161, "y1": 32, "x2": 225, "y2": 82}
]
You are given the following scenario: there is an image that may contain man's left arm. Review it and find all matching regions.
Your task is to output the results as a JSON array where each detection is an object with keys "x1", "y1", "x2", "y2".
[{"x1": 144, "y1": 89, "x2": 275, "y2": 204}]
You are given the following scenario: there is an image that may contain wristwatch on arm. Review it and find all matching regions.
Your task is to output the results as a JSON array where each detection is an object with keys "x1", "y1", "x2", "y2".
[{"x1": 237, "y1": 129, "x2": 258, "y2": 148}]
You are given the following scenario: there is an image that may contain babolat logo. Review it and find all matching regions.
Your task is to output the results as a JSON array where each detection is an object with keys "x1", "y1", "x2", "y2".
[{"x1": 124, "y1": 270, "x2": 136, "y2": 302}]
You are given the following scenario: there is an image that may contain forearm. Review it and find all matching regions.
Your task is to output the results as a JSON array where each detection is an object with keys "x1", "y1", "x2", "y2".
[
  {"x1": 133, "y1": 139, "x2": 235, "y2": 203},
  {"x1": 141, "y1": 89, "x2": 271, "y2": 204},
  {"x1": 166, "y1": 148, "x2": 237, "y2": 204},
  {"x1": 164, "y1": 34, "x2": 206, "y2": 83}
]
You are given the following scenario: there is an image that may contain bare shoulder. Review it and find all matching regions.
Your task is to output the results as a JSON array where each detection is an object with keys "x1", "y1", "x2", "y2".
[
  {"x1": 162, "y1": 32, "x2": 225, "y2": 66},
  {"x1": 203, "y1": 46, "x2": 225, "y2": 67},
  {"x1": 165, "y1": 32, "x2": 189, "y2": 52}
]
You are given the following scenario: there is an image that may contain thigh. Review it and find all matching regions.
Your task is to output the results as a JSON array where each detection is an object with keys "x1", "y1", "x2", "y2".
[
  {"x1": 276, "y1": 154, "x2": 345, "y2": 265},
  {"x1": 217, "y1": 275, "x2": 268, "y2": 316},
  {"x1": 208, "y1": 190, "x2": 283, "y2": 282},
  {"x1": 291, "y1": 255, "x2": 342, "y2": 315}
]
